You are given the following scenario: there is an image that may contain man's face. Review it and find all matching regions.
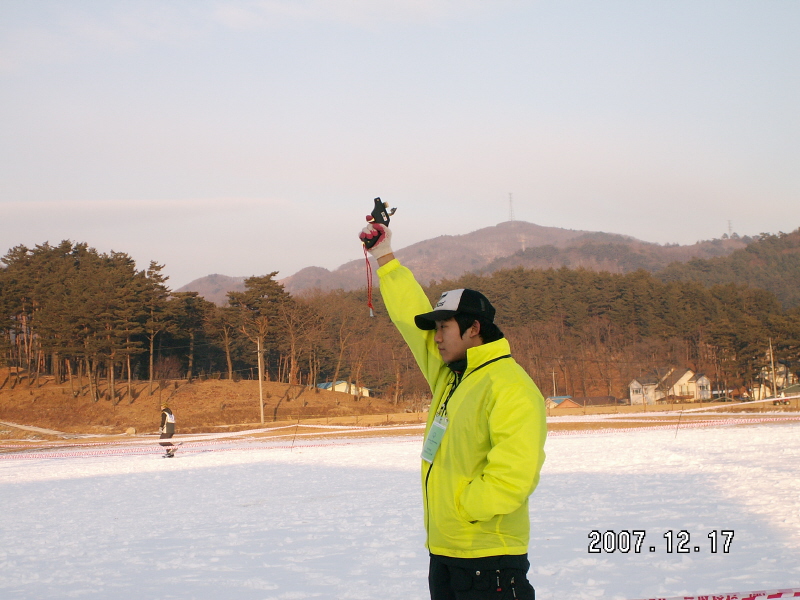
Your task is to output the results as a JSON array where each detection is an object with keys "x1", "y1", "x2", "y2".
[{"x1": 434, "y1": 317, "x2": 480, "y2": 364}]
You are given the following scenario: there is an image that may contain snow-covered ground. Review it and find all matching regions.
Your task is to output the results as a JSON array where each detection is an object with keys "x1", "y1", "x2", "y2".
[{"x1": 2, "y1": 421, "x2": 800, "y2": 600}]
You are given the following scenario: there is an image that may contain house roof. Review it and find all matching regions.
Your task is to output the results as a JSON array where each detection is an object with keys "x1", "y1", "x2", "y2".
[
  {"x1": 316, "y1": 381, "x2": 348, "y2": 390},
  {"x1": 547, "y1": 398, "x2": 581, "y2": 408},
  {"x1": 632, "y1": 367, "x2": 705, "y2": 390},
  {"x1": 318, "y1": 381, "x2": 372, "y2": 393},
  {"x1": 632, "y1": 367, "x2": 677, "y2": 387},
  {"x1": 660, "y1": 368, "x2": 693, "y2": 391},
  {"x1": 546, "y1": 396, "x2": 578, "y2": 407}
]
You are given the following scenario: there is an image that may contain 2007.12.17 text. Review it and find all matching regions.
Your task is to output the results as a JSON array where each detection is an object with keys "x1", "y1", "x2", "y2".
[{"x1": 588, "y1": 530, "x2": 734, "y2": 554}]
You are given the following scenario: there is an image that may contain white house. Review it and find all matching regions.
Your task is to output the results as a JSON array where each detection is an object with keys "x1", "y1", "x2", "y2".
[
  {"x1": 756, "y1": 361, "x2": 797, "y2": 399},
  {"x1": 629, "y1": 368, "x2": 711, "y2": 404},
  {"x1": 316, "y1": 381, "x2": 371, "y2": 397},
  {"x1": 687, "y1": 372, "x2": 712, "y2": 400},
  {"x1": 629, "y1": 373, "x2": 662, "y2": 405}
]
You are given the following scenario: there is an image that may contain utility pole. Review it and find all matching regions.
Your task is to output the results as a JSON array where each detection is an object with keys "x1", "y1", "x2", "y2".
[
  {"x1": 769, "y1": 338, "x2": 778, "y2": 399},
  {"x1": 551, "y1": 370, "x2": 557, "y2": 397},
  {"x1": 509, "y1": 193, "x2": 514, "y2": 222},
  {"x1": 257, "y1": 336, "x2": 265, "y2": 424}
]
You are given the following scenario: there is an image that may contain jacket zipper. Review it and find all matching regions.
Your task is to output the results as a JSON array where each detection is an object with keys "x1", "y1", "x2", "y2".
[
  {"x1": 422, "y1": 354, "x2": 511, "y2": 546},
  {"x1": 424, "y1": 372, "x2": 460, "y2": 543}
]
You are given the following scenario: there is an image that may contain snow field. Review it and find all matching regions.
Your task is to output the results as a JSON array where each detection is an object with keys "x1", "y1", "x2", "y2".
[{"x1": 1, "y1": 424, "x2": 799, "y2": 599}]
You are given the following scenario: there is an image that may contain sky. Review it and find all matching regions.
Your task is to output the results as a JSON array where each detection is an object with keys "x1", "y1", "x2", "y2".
[{"x1": 1, "y1": 1, "x2": 799, "y2": 289}]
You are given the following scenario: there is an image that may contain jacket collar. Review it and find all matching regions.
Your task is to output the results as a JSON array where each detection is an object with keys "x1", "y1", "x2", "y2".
[{"x1": 447, "y1": 338, "x2": 512, "y2": 376}]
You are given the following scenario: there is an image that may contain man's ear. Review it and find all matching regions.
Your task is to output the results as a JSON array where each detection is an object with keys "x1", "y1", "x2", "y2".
[{"x1": 466, "y1": 319, "x2": 481, "y2": 340}]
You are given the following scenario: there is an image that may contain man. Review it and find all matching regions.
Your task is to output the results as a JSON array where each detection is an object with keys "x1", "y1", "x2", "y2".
[
  {"x1": 159, "y1": 403, "x2": 176, "y2": 458},
  {"x1": 360, "y1": 221, "x2": 547, "y2": 600}
]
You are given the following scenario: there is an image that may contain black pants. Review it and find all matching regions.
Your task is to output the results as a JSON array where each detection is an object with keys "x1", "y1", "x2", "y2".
[{"x1": 429, "y1": 555, "x2": 535, "y2": 600}]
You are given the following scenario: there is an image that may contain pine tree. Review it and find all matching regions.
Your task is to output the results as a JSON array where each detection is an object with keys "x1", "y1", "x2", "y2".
[
  {"x1": 228, "y1": 273, "x2": 293, "y2": 423},
  {"x1": 168, "y1": 292, "x2": 214, "y2": 381},
  {"x1": 141, "y1": 262, "x2": 170, "y2": 395}
]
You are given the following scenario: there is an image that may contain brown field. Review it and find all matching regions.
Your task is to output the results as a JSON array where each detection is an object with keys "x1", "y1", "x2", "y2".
[
  {"x1": 2, "y1": 367, "x2": 797, "y2": 443},
  {"x1": 546, "y1": 399, "x2": 800, "y2": 418},
  {"x1": 0, "y1": 367, "x2": 421, "y2": 440}
]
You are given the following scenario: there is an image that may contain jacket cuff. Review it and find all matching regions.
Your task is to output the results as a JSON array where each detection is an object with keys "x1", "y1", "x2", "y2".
[{"x1": 376, "y1": 258, "x2": 401, "y2": 278}]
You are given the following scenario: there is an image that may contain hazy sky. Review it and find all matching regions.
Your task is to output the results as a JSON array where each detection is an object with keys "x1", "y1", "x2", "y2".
[{"x1": 1, "y1": 1, "x2": 798, "y2": 288}]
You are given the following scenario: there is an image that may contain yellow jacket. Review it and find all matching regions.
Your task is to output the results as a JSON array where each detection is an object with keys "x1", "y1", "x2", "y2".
[{"x1": 378, "y1": 259, "x2": 547, "y2": 558}]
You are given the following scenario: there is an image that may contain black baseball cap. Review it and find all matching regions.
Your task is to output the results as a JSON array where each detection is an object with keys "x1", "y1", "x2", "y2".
[{"x1": 414, "y1": 288, "x2": 496, "y2": 330}]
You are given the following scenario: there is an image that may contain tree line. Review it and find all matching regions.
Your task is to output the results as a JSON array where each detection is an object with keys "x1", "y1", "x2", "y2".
[
  {"x1": 482, "y1": 231, "x2": 754, "y2": 276},
  {"x1": 1, "y1": 239, "x2": 799, "y2": 406},
  {"x1": 657, "y1": 229, "x2": 800, "y2": 309},
  {"x1": 0, "y1": 241, "x2": 413, "y2": 408},
  {"x1": 434, "y1": 266, "x2": 800, "y2": 399}
]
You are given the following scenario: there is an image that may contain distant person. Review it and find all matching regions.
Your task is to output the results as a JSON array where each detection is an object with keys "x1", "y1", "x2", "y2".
[
  {"x1": 359, "y1": 218, "x2": 547, "y2": 600},
  {"x1": 159, "y1": 404, "x2": 176, "y2": 458}
]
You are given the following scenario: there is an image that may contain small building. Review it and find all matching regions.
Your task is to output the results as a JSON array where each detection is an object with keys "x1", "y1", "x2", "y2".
[
  {"x1": 545, "y1": 396, "x2": 581, "y2": 409},
  {"x1": 629, "y1": 372, "x2": 665, "y2": 405},
  {"x1": 317, "y1": 381, "x2": 370, "y2": 397},
  {"x1": 660, "y1": 369, "x2": 711, "y2": 401},
  {"x1": 688, "y1": 373, "x2": 712, "y2": 401},
  {"x1": 756, "y1": 361, "x2": 798, "y2": 399}
]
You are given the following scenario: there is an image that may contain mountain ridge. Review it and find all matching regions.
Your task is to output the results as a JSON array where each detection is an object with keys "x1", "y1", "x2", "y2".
[
  {"x1": 176, "y1": 273, "x2": 246, "y2": 306},
  {"x1": 178, "y1": 221, "x2": 750, "y2": 303}
]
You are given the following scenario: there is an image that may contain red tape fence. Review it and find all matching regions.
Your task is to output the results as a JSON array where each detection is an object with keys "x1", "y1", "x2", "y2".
[
  {"x1": 548, "y1": 415, "x2": 800, "y2": 437},
  {"x1": 3, "y1": 414, "x2": 800, "y2": 460},
  {"x1": 0, "y1": 432, "x2": 423, "y2": 460},
  {"x1": 633, "y1": 588, "x2": 800, "y2": 600}
]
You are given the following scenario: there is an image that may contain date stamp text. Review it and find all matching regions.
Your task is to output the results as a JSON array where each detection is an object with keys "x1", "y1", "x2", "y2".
[{"x1": 588, "y1": 529, "x2": 734, "y2": 554}]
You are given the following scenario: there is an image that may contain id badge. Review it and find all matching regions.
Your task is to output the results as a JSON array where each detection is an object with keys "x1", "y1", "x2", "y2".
[{"x1": 421, "y1": 414, "x2": 448, "y2": 464}]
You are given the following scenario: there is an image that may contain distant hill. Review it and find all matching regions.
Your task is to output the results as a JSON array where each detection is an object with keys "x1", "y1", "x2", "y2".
[
  {"x1": 176, "y1": 274, "x2": 245, "y2": 305},
  {"x1": 179, "y1": 221, "x2": 752, "y2": 302},
  {"x1": 279, "y1": 221, "x2": 748, "y2": 295},
  {"x1": 481, "y1": 231, "x2": 748, "y2": 275},
  {"x1": 282, "y1": 221, "x2": 601, "y2": 294},
  {"x1": 657, "y1": 228, "x2": 800, "y2": 309}
]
